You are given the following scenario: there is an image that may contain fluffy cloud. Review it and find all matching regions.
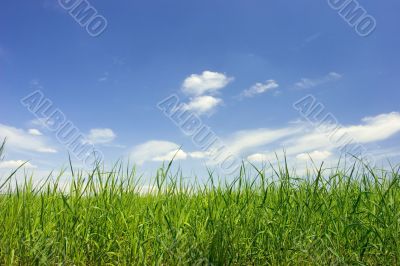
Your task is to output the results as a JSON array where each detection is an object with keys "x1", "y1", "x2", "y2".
[
  {"x1": 0, "y1": 124, "x2": 57, "y2": 153},
  {"x1": 241, "y1": 80, "x2": 279, "y2": 98},
  {"x1": 182, "y1": 96, "x2": 222, "y2": 114},
  {"x1": 294, "y1": 72, "x2": 342, "y2": 89},
  {"x1": 182, "y1": 71, "x2": 234, "y2": 96},
  {"x1": 87, "y1": 128, "x2": 116, "y2": 144},
  {"x1": 28, "y1": 129, "x2": 43, "y2": 136},
  {"x1": 0, "y1": 160, "x2": 37, "y2": 169},
  {"x1": 130, "y1": 140, "x2": 187, "y2": 165}
]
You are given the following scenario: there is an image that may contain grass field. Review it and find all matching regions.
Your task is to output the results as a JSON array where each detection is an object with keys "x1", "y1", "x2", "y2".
[{"x1": 1, "y1": 141, "x2": 400, "y2": 265}]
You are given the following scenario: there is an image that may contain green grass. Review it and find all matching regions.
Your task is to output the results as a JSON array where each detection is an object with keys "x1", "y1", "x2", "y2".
[{"x1": 1, "y1": 141, "x2": 400, "y2": 265}]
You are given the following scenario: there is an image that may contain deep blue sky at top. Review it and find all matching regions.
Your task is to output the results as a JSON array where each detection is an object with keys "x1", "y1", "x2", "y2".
[{"x1": 0, "y1": 0, "x2": 399, "y2": 172}]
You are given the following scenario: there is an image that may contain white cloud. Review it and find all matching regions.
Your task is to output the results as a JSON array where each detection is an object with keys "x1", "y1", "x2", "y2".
[
  {"x1": 152, "y1": 150, "x2": 188, "y2": 162},
  {"x1": 30, "y1": 118, "x2": 54, "y2": 128},
  {"x1": 0, "y1": 124, "x2": 57, "y2": 153},
  {"x1": 241, "y1": 80, "x2": 279, "y2": 98},
  {"x1": 284, "y1": 112, "x2": 400, "y2": 156},
  {"x1": 0, "y1": 160, "x2": 37, "y2": 169},
  {"x1": 182, "y1": 71, "x2": 234, "y2": 96},
  {"x1": 28, "y1": 129, "x2": 43, "y2": 136},
  {"x1": 189, "y1": 151, "x2": 212, "y2": 159},
  {"x1": 127, "y1": 112, "x2": 400, "y2": 170},
  {"x1": 348, "y1": 112, "x2": 400, "y2": 142},
  {"x1": 130, "y1": 140, "x2": 187, "y2": 165},
  {"x1": 182, "y1": 96, "x2": 222, "y2": 115},
  {"x1": 189, "y1": 112, "x2": 400, "y2": 166},
  {"x1": 226, "y1": 127, "x2": 301, "y2": 155},
  {"x1": 247, "y1": 153, "x2": 272, "y2": 162},
  {"x1": 294, "y1": 72, "x2": 342, "y2": 89},
  {"x1": 296, "y1": 150, "x2": 332, "y2": 161},
  {"x1": 185, "y1": 127, "x2": 300, "y2": 166},
  {"x1": 87, "y1": 128, "x2": 116, "y2": 144}
]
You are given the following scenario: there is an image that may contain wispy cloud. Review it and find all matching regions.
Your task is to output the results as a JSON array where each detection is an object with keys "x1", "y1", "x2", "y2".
[
  {"x1": 282, "y1": 112, "x2": 400, "y2": 157},
  {"x1": 296, "y1": 150, "x2": 332, "y2": 161},
  {"x1": 30, "y1": 118, "x2": 54, "y2": 128},
  {"x1": 98, "y1": 72, "x2": 109, "y2": 82},
  {"x1": 112, "y1": 56, "x2": 126, "y2": 66},
  {"x1": 190, "y1": 112, "x2": 400, "y2": 165},
  {"x1": 294, "y1": 72, "x2": 342, "y2": 89},
  {"x1": 241, "y1": 80, "x2": 279, "y2": 98},
  {"x1": 41, "y1": 0, "x2": 64, "y2": 11},
  {"x1": 224, "y1": 127, "x2": 300, "y2": 155},
  {"x1": 304, "y1": 32, "x2": 322, "y2": 44}
]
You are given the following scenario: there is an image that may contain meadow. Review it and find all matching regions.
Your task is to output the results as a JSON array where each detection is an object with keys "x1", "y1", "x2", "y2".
[{"x1": 1, "y1": 141, "x2": 400, "y2": 265}]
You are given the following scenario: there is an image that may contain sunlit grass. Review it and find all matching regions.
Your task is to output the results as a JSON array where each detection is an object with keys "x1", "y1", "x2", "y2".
[{"x1": 0, "y1": 141, "x2": 400, "y2": 265}]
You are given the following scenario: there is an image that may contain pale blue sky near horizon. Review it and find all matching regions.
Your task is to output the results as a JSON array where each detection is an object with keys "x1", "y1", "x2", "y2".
[{"x1": 1, "y1": 0, "x2": 400, "y2": 178}]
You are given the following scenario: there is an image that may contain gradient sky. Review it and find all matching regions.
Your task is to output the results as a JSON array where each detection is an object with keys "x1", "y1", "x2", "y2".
[{"x1": 1, "y1": 0, "x2": 400, "y2": 180}]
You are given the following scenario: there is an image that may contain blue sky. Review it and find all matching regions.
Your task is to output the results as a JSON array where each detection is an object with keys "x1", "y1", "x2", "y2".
[{"x1": 1, "y1": 0, "x2": 400, "y2": 179}]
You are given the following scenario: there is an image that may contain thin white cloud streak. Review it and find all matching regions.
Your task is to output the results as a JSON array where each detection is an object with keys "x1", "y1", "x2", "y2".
[
  {"x1": 225, "y1": 127, "x2": 302, "y2": 155},
  {"x1": 294, "y1": 72, "x2": 342, "y2": 89},
  {"x1": 241, "y1": 80, "x2": 279, "y2": 98}
]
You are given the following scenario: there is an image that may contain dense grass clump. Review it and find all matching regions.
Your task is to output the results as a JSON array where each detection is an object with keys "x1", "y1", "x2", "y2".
[{"x1": 0, "y1": 143, "x2": 400, "y2": 265}]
